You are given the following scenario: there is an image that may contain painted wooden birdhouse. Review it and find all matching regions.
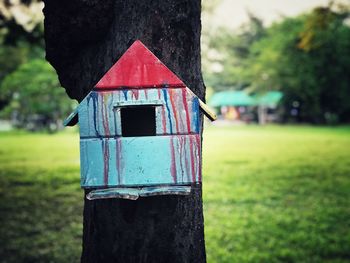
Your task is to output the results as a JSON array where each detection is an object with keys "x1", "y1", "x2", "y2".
[{"x1": 64, "y1": 40, "x2": 216, "y2": 200}]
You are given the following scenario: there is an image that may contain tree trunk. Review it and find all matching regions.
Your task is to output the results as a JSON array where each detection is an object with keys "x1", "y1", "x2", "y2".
[{"x1": 43, "y1": 1, "x2": 206, "y2": 262}]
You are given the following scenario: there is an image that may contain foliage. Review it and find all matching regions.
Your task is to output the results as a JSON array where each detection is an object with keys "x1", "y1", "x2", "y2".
[
  {"x1": 204, "y1": 3, "x2": 350, "y2": 123},
  {"x1": 202, "y1": 0, "x2": 222, "y2": 14},
  {"x1": 0, "y1": 0, "x2": 44, "y2": 46},
  {"x1": 1, "y1": 125, "x2": 350, "y2": 262},
  {"x1": 203, "y1": 13, "x2": 266, "y2": 90},
  {"x1": 0, "y1": 59, "x2": 74, "y2": 131},
  {"x1": 0, "y1": 0, "x2": 44, "y2": 84},
  {"x1": 246, "y1": 6, "x2": 350, "y2": 123},
  {"x1": 0, "y1": 0, "x2": 48, "y2": 122}
]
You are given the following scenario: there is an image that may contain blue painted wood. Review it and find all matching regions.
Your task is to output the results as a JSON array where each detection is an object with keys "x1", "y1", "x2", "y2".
[
  {"x1": 63, "y1": 107, "x2": 78, "y2": 126},
  {"x1": 77, "y1": 88, "x2": 200, "y2": 137},
  {"x1": 80, "y1": 135, "x2": 201, "y2": 188},
  {"x1": 64, "y1": 86, "x2": 208, "y2": 191}
]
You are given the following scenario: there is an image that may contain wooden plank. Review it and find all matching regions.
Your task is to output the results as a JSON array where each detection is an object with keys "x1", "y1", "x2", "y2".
[
  {"x1": 63, "y1": 107, "x2": 79, "y2": 126},
  {"x1": 78, "y1": 88, "x2": 200, "y2": 137},
  {"x1": 86, "y1": 188, "x2": 139, "y2": 200},
  {"x1": 113, "y1": 99, "x2": 163, "y2": 107},
  {"x1": 86, "y1": 185, "x2": 191, "y2": 200},
  {"x1": 139, "y1": 185, "x2": 191, "y2": 197},
  {"x1": 186, "y1": 87, "x2": 217, "y2": 121},
  {"x1": 80, "y1": 134, "x2": 201, "y2": 188},
  {"x1": 198, "y1": 98, "x2": 217, "y2": 121}
]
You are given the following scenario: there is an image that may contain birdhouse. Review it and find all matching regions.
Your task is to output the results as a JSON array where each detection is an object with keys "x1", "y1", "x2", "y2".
[{"x1": 64, "y1": 40, "x2": 216, "y2": 200}]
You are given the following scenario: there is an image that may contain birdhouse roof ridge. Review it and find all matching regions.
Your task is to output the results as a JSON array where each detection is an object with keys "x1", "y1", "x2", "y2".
[{"x1": 95, "y1": 40, "x2": 185, "y2": 89}]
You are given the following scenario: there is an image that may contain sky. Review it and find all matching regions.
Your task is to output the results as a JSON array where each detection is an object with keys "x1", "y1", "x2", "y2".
[{"x1": 210, "y1": 0, "x2": 342, "y2": 29}]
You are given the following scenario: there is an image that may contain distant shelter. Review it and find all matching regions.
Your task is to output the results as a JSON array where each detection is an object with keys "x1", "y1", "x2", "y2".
[{"x1": 209, "y1": 90, "x2": 283, "y2": 124}]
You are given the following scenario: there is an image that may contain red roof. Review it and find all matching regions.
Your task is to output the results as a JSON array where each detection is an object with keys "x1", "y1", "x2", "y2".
[{"x1": 95, "y1": 40, "x2": 185, "y2": 89}]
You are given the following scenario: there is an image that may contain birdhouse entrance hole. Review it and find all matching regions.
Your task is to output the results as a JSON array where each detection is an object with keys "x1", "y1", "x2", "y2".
[{"x1": 121, "y1": 106, "x2": 156, "y2": 137}]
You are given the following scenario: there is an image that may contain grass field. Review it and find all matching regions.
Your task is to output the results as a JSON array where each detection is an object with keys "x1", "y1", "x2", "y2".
[{"x1": 1, "y1": 125, "x2": 350, "y2": 262}]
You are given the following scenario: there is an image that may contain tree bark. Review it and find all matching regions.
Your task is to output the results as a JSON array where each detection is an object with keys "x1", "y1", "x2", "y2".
[{"x1": 43, "y1": 1, "x2": 206, "y2": 262}]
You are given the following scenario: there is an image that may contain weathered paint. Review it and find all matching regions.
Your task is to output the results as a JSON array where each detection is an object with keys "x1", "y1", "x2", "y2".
[
  {"x1": 95, "y1": 40, "x2": 185, "y2": 89},
  {"x1": 86, "y1": 188, "x2": 140, "y2": 200},
  {"x1": 62, "y1": 40, "x2": 217, "y2": 197},
  {"x1": 62, "y1": 41, "x2": 217, "y2": 127},
  {"x1": 162, "y1": 88, "x2": 173, "y2": 134},
  {"x1": 78, "y1": 88, "x2": 200, "y2": 138},
  {"x1": 86, "y1": 185, "x2": 191, "y2": 200},
  {"x1": 80, "y1": 135, "x2": 201, "y2": 188}
]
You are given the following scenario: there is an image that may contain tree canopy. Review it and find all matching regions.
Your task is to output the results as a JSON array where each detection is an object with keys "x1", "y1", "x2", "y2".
[
  {"x1": 204, "y1": 3, "x2": 350, "y2": 123},
  {"x1": 0, "y1": 59, "x2": 74, "y2": 131},
  {"x1": 0, "y1": 0, "x2": 74, "y2": 130}
]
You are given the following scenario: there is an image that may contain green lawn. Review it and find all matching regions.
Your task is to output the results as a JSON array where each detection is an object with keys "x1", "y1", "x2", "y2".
[{"x1": 1, "y1": 126, "x2": 350, "y2": 262}]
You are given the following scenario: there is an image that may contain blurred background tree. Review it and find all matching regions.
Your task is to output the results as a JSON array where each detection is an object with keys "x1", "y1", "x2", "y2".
[
  {"x1": 246, "y1": 4, "x2": 350, "y2": 123},
  {"x1": 203, "y1": 13, "x2": 266, "y2": 90},
  {"x1": 204, "y1": 1, "x2": 350, "y2": 124},
  {"x1": 0, "y1": 59, "x2": 74, "y2": 131},
  {"x1": 0, "y1": 0, "x2": 73, "y2": 131}
]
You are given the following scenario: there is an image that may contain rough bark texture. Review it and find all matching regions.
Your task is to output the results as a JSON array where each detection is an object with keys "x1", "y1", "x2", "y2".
[{"x1": 43, "y1": 1, "x2": 206, "y2": 262}]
